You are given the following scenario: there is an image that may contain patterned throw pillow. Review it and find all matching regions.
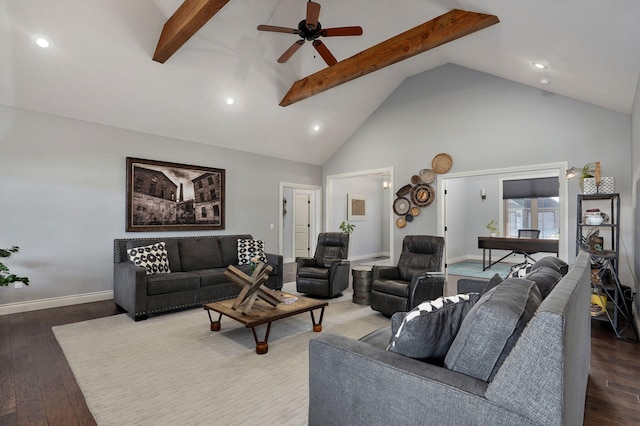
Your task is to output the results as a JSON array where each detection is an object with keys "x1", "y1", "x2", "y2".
[
  {"x1": 237, "y1": 239, "x2": 267, "y2": 265},
  {"x1": 127, "y1": 242, "x2": 171, "y2": 275},
  {"x1": 508, "y1": 263, "x2": 532, "y2": 278},
  {"x1": 387, "y1": 293, "x2": 481, "y2": 361}
]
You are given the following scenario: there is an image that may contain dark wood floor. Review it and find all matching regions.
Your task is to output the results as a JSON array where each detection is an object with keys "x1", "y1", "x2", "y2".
[{"x1": 1, "y1": 268, "x2": 638, "y2": 425}]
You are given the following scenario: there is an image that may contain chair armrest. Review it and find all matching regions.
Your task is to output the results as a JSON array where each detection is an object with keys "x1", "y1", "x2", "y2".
[
  {"x1": 309, "y1": 334, "x2": 494, "y2": 425},
  {"x1": 408, "y1": 272, "x2": 445, "y2": 309},
  {"x1": 265, "y1": 252, "x2": 283, "y2": 290},
  {"x1": 372, "y1": 265, "x2": 400, "y2": 280},
  {"x1": 457, "y1": 278, "x2": 488, "y2": 294},
  {"x1": 296, "y1": 257, "x2": 316, "y2": 268},
  {"x1": 113, "y1": 261, "x2": 148, "y2": 320}
]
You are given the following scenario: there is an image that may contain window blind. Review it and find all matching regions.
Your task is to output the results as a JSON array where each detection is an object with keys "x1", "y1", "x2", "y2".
[{"x1": 502, "y1": 177, "x2": 558, "y2": 199}]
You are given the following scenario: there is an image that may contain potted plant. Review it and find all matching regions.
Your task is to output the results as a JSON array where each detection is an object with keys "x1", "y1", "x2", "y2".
[
  {"x1": 579, "y1": 162, "x2": 596, "y2": 190},
  {"x1": 339, "y1": 221, "x2": 356, "y2": 235},
  {"x1": 1, "y1": 246, "x2": 30, "y2": 287},
  {"x1": 486, "y1": 220, "x2": 498, "y2": 237}
]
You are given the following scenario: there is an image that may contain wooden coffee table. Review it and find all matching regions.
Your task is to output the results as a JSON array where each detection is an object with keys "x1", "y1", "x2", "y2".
[{"x1": 203, "y1": 293, "x2": 328, "y2": 354}]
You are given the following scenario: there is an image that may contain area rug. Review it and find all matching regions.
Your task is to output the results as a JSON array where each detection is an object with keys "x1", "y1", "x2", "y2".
[
  {"x1": 52, "y1": 284, "x2": 389, "y2": 426},
  {"x1": 447, "y1": 260, "x2": 513, "y2": 279}
]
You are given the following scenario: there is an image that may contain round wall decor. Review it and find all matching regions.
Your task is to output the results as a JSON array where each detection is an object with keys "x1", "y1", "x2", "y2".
[
  {"x1": 432, "y1": 153, "x2": 453, "y2": 174},
  {"x1": 396, "y1": 217, "x2": 407, "y2": 228},
  {"x1": 396, "y1": 184, "x2": 412, "y2": 197},
  {"x1": 393, "y1": 197, "x2": 411, "y2": 215},
  {"x1": 410, "y1": 206, "x2": 420, "y2": 217},
  {"x1": 419, "y1": 169, "x2": 435, "y2": 184},
  {"x1": 411, "y1": 183, "x2": 435, "y2": 207}
]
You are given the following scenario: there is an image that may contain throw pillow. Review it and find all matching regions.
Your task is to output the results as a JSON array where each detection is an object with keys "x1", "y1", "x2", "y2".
[
  {"x1": 482, "y1": 273, "x2": 504, "y2": 294},
  {"x1": 387, "y1": 293, "x2": 481, "y2": 362},
  {"x1": 127, "y1": 242, "x2": 171, "y2": 275},
  {"x1": 507, "y1": 263, "x2": 532, "y2": 278},
  {"x1": 444, "y1": 278, "x2": 542, "y2": 382},
  {"x1": 237, "y1": 239, "x2": 267, "y2": 265},
  {"x1": 530, "y1": 256, "x2": 569, "y2": 276},
  {"x1": 524, "y1": 266, "x2": 562, "y2": 299}
]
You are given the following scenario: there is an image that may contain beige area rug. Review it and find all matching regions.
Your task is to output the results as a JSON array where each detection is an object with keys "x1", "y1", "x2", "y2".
[{"x1": 53, "y1": 284, "x2": 390, "y2": 426}]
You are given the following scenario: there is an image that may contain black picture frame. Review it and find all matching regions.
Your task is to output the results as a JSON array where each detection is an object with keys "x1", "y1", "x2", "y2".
[{"x1": 126, "y1": 157, "x2": 225, "y2": 232}]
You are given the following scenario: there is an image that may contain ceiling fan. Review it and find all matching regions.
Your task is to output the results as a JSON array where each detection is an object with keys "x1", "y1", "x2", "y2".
[{"x1": 257, "y1": 1, "x2": 363, "y2": 66}]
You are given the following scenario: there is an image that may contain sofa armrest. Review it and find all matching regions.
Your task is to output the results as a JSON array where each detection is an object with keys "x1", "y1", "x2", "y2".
[
  {"x1": 307, "y1": 334, "x2": 528, "y2": 426},
  {"x1": 113, "y1": 261, "x2": 148, "y2": 321},
  {"x1": 296, "y1": 257, "x2": 316, "y2": 268}
]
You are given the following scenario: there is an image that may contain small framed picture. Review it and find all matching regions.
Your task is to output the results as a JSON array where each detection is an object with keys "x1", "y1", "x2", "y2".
[{"x1": 347, "y1": 193, "x2": 367, "y2": 221}]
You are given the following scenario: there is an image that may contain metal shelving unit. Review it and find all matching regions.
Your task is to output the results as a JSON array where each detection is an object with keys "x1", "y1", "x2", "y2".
[{"x1": 576, "y1": 193, "x2": 637, "y2": 340}]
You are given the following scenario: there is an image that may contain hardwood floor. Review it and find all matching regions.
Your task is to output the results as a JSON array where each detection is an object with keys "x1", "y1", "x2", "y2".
[{"x1": 0, "y1": 267, "x2": 637, "y2": 425}]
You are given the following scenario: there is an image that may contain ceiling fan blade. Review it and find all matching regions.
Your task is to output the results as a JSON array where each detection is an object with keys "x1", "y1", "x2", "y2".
[
  {"x1": 306, "y1": 1, "x2": 321, "y2": 29},
  {"x1": 321, "y1": 26, "x2": 363, "y2": 37},
  {"x1": 278, "y1": 40, "x2": 305, "y2": 63},
  {"x1": 257, "y1": 25, "x2": 299, "y2": 34},
  {"x1": 312, "y1": 40, "x2": 337, "y2": 66}
]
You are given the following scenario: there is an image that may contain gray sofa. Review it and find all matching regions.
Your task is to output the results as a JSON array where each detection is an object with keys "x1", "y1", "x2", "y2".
[
  {"x1": 113, "y1": 234, "x2": 283, "y2": 321},
  {"x1": 308, "y1": 252, "x2": 591, "y2": 426}
]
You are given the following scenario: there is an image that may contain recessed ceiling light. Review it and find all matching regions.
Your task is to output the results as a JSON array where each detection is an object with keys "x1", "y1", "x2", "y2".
[
  {"x1": 225, "y1": 97, "x2": 234, "y2": 105},
  {"x1": 540, "y1": 78, "x2": 550, "y2": 85},
  {"x1": 312, "y1": 125, "x2": 320, "y2": 132},
  {"x1": 532, "y1": 61, "x2": 548, "y2": 70},
  {"x1": 33, "y1": 34, "x2": 52, "y2": 48}
]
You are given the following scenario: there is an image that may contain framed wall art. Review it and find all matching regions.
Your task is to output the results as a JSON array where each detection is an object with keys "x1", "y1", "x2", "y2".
[
  {"x1": 126, "y1": 157, "x2": 225, "y2": 232},
  {"x1": 347, "y1": 193, "x2": 367, "y2": 221}
]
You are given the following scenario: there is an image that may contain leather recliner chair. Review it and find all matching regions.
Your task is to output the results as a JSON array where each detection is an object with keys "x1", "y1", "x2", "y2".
[
  {"x1": 370, "y1": 235, "x2": 445, "y2": 317},
  {"x1": 296, "y1": 232, "x2": 350, "y2": 298}
]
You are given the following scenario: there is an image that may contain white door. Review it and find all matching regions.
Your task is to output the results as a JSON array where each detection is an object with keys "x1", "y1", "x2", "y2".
[{"x1": 295, "y1": 192, "x2": 311, "y2": 258}]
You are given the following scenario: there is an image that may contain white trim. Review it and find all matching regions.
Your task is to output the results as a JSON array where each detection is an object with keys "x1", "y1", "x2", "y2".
[{"x1": 0, "y1": 290, "x2": 114, "y2": 316}]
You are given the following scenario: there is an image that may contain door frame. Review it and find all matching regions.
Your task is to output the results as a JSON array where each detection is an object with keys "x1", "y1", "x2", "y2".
[
  {"x1": 325, "y1": 167, "x2": 394, "y2": 263},
  {"x1": 279, "y1": 182, "x2": 322, "y2": 263},
  {"x1": 435, "y1": 161, "x2": 569, "y2": 270}
]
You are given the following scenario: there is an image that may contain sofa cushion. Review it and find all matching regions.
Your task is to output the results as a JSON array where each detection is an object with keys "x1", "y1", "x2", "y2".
[
  {"x1": 530, "y1": 256, "x2": 569, "y2": 276},
  {"x1": 387, "y1": 293, "x2": 481, "y2": 362},
  {"x1": 237, "y1": 239, "x2": 267, "y2": 265},
  {"x1": 218, "y1": 235, "x2": 253, "y2": 265},
  {"x1": 524, "y1": 266, "x2": 562, "y2": 299},
  {"x1": 191, "y1": 268, "x2": 229, "y2": 287},
  {"x1": 146, "y1": 272, "x2": 200, "y2": 295},
  {"x1": 178, "y1": 238, "x2": 224, "y2": 271},
  {"x1": 127, "y1": 242, "x2": 171, "y2": 275},
  {"x1": 126, "y1": 239, "x2": 182, "y2": 272},
  {"x1": 444, "y1": 278, "x2": 542, "y2": 381}
]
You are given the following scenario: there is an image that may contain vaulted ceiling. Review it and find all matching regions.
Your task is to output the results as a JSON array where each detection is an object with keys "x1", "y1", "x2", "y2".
[{"x1": 3, "y1": 0, "x2": 640, "y2": 165}]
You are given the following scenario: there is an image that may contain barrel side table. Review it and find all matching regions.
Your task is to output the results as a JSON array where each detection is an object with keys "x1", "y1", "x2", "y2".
[{"x1": 352, "y1": 266, "x2": 373, "y2": 305}]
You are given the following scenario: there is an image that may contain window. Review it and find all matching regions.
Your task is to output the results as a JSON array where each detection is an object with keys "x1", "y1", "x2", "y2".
[
  {"x1": 502, "y1": 177, "x2": 559, "y2": 239},
  {"x1": 201, "y1": 206, "x2": 207, "y2": 218}
]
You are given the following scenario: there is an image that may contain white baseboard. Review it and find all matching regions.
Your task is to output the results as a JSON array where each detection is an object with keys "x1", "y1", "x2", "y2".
[{"x1": 0, "y1": 290, "x2": 114, "y2": 316}]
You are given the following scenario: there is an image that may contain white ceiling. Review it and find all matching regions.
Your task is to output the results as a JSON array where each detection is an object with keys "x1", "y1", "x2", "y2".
[{"x1": 2, "y1": 0, "x2": 640, "y2": 166}]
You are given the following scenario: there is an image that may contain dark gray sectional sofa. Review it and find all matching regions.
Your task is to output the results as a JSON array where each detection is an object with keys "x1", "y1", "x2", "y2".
[
  {"x1": 113, "y1": 234, "x2": 283, "y2": 321},
  {"x1": 308, "y1": 252, "x2": 591, "y2": 425}
]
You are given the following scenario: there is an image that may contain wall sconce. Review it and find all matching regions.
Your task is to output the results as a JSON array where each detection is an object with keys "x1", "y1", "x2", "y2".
[
  {"x1": 481, "y1": 189, "x2": 486, "y2": 201},
  {"x1": 566, "y1": 167, "x2": 579, "y2": 179}
]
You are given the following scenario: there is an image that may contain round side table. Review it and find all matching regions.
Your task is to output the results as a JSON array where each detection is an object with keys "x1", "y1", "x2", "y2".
[{"x1": 352, "y1": 266, "x2": 373, "y2": 305}]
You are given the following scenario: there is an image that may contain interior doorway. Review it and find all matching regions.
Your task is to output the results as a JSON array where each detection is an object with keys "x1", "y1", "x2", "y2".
[
  {"x1": 435, "y1": 162, "x2": 569, "y2": 271},
  {"x1": 279, "y1": 182, "x2": 322, "y2": 263},
  {"x1": 294, "y1": 192, "x2": 311, "y2": 258}
]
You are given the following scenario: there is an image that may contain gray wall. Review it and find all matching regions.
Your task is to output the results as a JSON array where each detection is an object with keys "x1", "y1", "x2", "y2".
[
  {"x1": 0, "y1": 105, "x2": 321, "y2": 307},
  {"x1": 323, "y1": 64, "x2": 633, "y2": 283}
]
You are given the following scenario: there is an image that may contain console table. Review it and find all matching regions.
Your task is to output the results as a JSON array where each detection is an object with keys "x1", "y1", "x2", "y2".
[{"x1": 478, "y1": 236, "x2": 559, "y2": 271}]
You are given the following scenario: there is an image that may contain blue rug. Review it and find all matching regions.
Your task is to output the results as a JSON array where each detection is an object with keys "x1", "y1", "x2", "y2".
[{"x1": 447, "y1": 261, "x2": 513, "y2": 279}]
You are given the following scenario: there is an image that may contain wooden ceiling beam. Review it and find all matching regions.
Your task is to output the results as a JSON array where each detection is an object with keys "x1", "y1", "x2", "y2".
[
  {"x1": 279, "y1": 9, "x2": 499, "y2": 107},
  {"x1": 153, "y1": 0, "x2": 230, "y2": 63}
]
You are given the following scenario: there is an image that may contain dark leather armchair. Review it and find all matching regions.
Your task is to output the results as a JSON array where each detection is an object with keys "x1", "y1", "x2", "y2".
[
  {"x1": 296, "y1": 232, "x2": 350, "y2": 298},
  {"x1": 370, "y1": 235, "x2": 445, "y2": 317}
]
